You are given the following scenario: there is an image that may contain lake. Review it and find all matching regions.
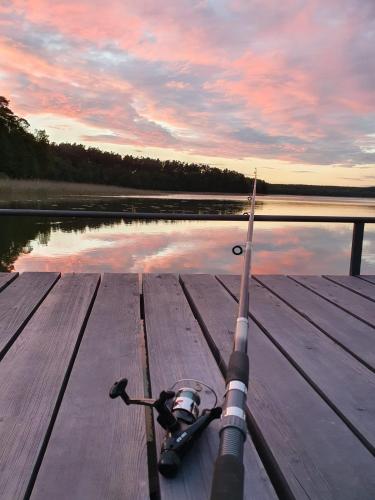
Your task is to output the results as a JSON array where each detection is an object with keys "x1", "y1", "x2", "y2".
[{"x1": 0, "y1": 193, "x2": 374, "y2": 274}]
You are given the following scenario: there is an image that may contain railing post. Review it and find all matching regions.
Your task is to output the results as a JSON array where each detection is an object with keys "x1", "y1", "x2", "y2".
[{"x1": 350, "y1": 222, "x2": 364, "y2": 276}]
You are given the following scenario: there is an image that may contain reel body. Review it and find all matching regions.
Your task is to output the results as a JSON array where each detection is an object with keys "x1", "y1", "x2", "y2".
[{"x1": 110, "y1": 378, "x2": 221, "y2": 477}]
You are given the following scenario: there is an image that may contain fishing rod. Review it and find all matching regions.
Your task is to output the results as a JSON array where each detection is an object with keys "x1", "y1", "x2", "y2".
[
  {"x1": 109, "y1": 172, "x2": 257, "y2": 492},
  {"x1": 210, "y1": 170, "x2": 257, "y2": 500}
]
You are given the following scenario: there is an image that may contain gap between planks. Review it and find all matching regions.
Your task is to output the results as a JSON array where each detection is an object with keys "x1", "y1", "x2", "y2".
[
  {"x1": 254, "y1": 275, "x2": 375, "y2": 373},
  {"x1": 142, "y1": 273, "x2": 277, "y2": 500},
  {"x1": 30, "y1": 274, "x2": 149, "y2": 500},
  {"x1": 0, "y1": 272, "x2": 61, "y2": 360},
  {"x1": 359, "y1": 276, "x2": 375, "y2": 285},
  {"x1": 218, "y1": 275, "x2": 375, "y2": 455},
  {"x1": 182, "y1": 273, "x2": 375, "y2": 500},
  {"x1": 323, "y1": 275, "x2": 375, "y2": 302},
  {"x1": 289, "y1": 276, "x2": 375, "y2": 328},
  {"x1": 0, "y1": 272, "x2": 19, "y2": 292},
  {"x1": 0, "y1": 273, "x2": 100, "y2": 500}
]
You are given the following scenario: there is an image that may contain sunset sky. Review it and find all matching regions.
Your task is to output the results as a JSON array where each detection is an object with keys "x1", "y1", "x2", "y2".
[{"x1": 1, "y1": 0, "x2": 374, "y2": 186}]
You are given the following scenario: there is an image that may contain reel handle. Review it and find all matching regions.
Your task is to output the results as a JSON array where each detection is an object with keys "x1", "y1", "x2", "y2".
[
  {"x1": 109, "y1": 378, "x2": 130, "y2": 404},
  {"x1": 109, "y1": 378, "x2": 179, "y2": 431}
]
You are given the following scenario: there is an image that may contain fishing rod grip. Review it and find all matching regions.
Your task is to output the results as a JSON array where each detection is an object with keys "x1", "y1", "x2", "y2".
[
  {"x1": 226, "y1": 351, "x2": 249, "y2": 386},
  {"x1": 210, "y1": 454, "x2": 244, "y2": 500}
]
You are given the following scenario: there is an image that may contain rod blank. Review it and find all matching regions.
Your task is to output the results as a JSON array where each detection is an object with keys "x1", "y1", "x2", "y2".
[{"x1": 210, "y1": 174, "x2": 257, "y2": 500}]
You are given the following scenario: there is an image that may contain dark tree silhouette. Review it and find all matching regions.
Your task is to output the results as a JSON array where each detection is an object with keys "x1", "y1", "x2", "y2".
[
  {"x1": 1, "y1": 96, "x2": 373, "y2": 197},
  {"x1": 0, "y1": 96, "x2": 263, "y2": 194}
]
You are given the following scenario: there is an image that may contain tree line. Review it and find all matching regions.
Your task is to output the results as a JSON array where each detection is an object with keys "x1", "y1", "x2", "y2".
[
  {"x1": 0, "y1": 96, "x2": 266, "y2": 194},
  {"x1": 1, "y1": 96, "x2": 373, "y2": 197},
  {"x1": 267, "y1": 183, "x2": 375, "y2": 197}
]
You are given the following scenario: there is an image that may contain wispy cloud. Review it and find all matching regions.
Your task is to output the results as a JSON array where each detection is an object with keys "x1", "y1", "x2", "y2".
[{"x1": 1, "y1": 0, "x2": 374, "y2": 180}]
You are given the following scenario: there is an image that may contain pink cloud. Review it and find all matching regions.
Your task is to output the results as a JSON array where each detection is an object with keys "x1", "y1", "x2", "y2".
[
  {"x1": 0, "y1": 0, "x2": 374, "y2": 168},
  {"x1": 13, "y1": 220, "x2": 356, "y2": 275},
  {"x1": 165, "y1": 81, "x2": 191, "y2": 90},
  {"x1": 11, "y1": 0, "x2": 143, "y2": 47}
]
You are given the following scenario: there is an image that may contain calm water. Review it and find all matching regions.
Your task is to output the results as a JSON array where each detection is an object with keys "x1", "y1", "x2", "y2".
[{"x1": 0, "y1": 194, "x2": 374, "y2": 274}]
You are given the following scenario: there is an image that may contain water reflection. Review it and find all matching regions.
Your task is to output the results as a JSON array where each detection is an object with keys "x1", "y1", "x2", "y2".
[{"x1": 0, "y1": 195, "x2": 374, "y2": 274}]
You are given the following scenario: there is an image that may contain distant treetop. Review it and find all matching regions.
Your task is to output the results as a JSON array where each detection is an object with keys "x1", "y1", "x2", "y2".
[
  {"x1": 1, "y1": 96, "x2": 373, "y2": 197},
  {"x1": 0, "y1": 96, "x2": 263, "y2": 194}
]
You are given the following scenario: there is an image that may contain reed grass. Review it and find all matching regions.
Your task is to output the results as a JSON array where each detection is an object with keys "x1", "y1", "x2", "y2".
[{"x1": 0, "y1": 178, "x2": 167, "y2": 200}]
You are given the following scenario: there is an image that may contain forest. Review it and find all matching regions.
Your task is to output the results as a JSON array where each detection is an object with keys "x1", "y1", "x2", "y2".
[
  {"x1": 267, "y1": 183, "x2": 375, "y2": 197},
  {"x1": 0, "y1": 96, "x2": 265, "y2": 194},
  {"x1": 1, "y1": 96, "x2": 373, "y2": 197}
]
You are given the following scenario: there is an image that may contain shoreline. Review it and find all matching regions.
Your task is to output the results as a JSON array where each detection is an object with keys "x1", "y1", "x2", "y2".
[{"x1": 1, "y1": 178, "x2": 375, "y2": 201}]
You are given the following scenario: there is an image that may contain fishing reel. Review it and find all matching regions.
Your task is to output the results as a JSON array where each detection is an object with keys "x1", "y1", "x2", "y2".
[{"x1": 110, "y1": 378, "x2": 221, "y2": 477}]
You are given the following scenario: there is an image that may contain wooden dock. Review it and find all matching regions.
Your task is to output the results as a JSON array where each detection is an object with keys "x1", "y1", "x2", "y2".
[{"x1": 0, "y1": 272, "x2": 374, "y2": 500}]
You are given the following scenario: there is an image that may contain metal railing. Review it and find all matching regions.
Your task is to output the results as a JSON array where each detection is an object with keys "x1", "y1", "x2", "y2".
[{"x1": 1, "y1": 209, "x2": 374, "y2": 276}]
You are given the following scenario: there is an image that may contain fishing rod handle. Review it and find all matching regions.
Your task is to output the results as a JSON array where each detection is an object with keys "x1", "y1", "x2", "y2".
[
  {"x1": 210, "y1": 347, "x2": 249, "y2": 499},
  {"x1": 210, "y1": 454, "x2": 244, "y2": 500}
]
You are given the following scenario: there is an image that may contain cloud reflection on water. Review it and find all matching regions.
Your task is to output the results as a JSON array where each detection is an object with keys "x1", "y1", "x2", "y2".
[
  {"x1": 2, "y1": 194, "x2": 374, "y2": 275},
  {"x1": 13, "y1": 220, "x2": 375, "y2": 275}
]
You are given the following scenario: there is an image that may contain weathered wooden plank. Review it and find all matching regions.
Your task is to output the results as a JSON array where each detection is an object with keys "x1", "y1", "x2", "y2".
[
  {"x1": 143, "y1": 274, "x2": 277, "y2": 500},
  {"x1": 0, "y1": 272, "x2": 18, "y2": 292},
  {"x1": 255, "y1": 275, "x2": 375, "y2": 371},
  {"x1": 0, "y1": 272, "x2": 60, "y2": 359},
  {"x1": 182, "y1": 274, "x2": 375, "y2": 500},
  {"x1": 324, "y1": 275, "x2": 375, "y2": 302},
  {"x1": 360, "y1": 276, "x2": 375, "y2": 285},
  {"x1": 0, "y1": 273, "x2": 99, "y2": 500},
  {"x1": 291, "y1": 275, "x2": 375, "y2": 327},
  {"x1": 219, "y1": 275, "x2": 375, "y2": 453},
  {"x1": 30, "y1": 274, "x2": 147, "y2": 500}
]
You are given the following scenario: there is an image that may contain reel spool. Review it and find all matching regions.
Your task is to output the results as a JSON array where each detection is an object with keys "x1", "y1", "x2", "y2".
[
  {"x1": 169, "y1": 378, "x2": 218, "y2": 424},
  {"x1": 172, "y1": 387, "x2": 200, "y2": 423}
]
